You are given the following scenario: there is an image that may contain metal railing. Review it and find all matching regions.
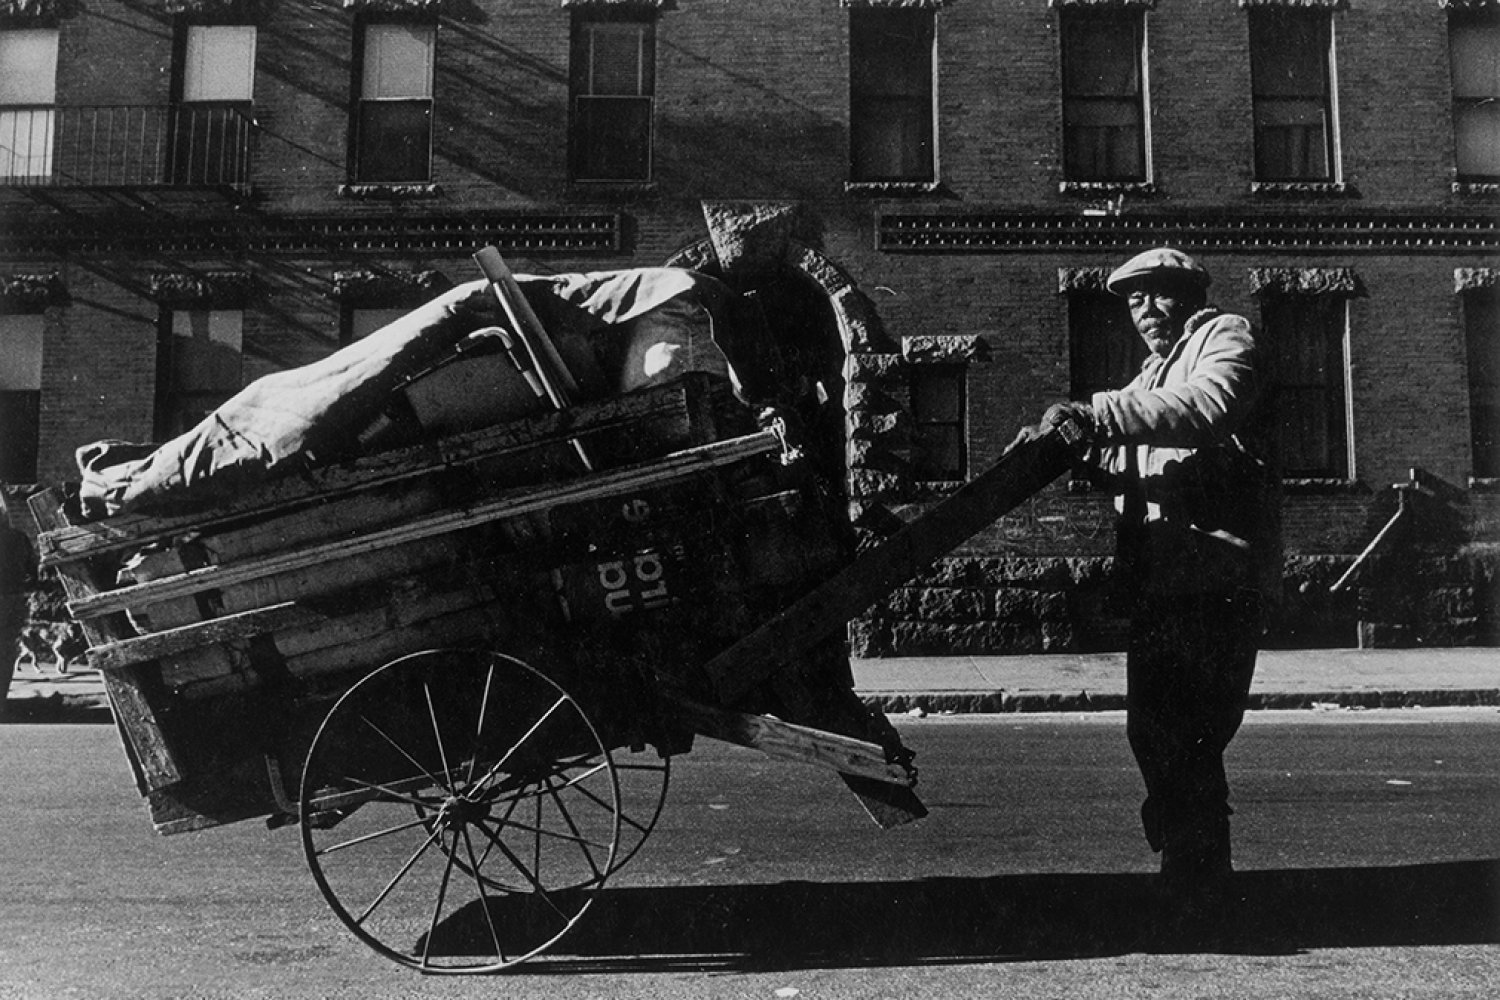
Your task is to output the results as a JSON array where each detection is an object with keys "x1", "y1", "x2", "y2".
[{"x1": 0, "y1": 104, "x2": 253, "y2": 190}]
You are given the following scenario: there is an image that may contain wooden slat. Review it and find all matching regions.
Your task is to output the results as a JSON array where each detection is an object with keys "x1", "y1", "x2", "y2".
[
  {"x1": 88, "y1": 603, "x2": 324, "y2": 673},
  {"x1": 38, "y1": 378, "x2": 709, "y2": 567},
  {"x1": 68, "y1": 429, "x2": 781, "y2": 620},
  {"x1": 704, "y1": 428, "x2": 1082, "y2": 705},
  {"x1": 669, "y1": 696, "x2": 913, "y2": 786},
  {"x1": 27, "y1": 489, "x2": 185, "y2": 791}
]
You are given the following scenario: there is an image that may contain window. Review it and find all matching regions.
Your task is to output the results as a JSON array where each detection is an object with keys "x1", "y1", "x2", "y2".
[
  {"x1": 1463, "y1": 289, "x2": 1500, "y2": 479},
  {"x1": 1449, "y1": 14, "x2": 1500, "y2": 183},
  {"x1": 0, "y1": 29, "x2": 58, "y2": 183},
  {"x1": 0, "y1": 313, "x2": 44, "y2": 481},
  {"x1": 1059, "y1": 10, "x2": 1147, "y2": 183},
  {"x1": 353, "y1": 20, "x2": 435, "y2": 183},
  {"x1": 1068, "y1": 290, "x2": 1145, "y2": 401},
  {"x1": 340, "y1": 305, "x2": 410, "y2": 347},
  {"x1": 170, "y1": 24, "x2": 256, "y2": 186},
  {"x1": 1248, "y1": 8, "x2": 1338, "y2": 182},
  {"x1": 1261, "y1": 296, "x2": 1350, "y2": 479},
  {"x1": 849, "y1": 8, "x2": 935, "y2": 183},
  {"x1": 570, "y1": 12, "x2": 654, "y2": 182},
  {"x1": 155, "y1": 308, "x2": 244, "y2": 439},
  {"x1": 911, "y1": 366, "x2": 965, "y2": 480}
]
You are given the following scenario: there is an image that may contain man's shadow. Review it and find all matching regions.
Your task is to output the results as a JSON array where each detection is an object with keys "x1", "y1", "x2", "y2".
[{"x1": 425, "y1": 860, "x2": 1500, "y2": 972}]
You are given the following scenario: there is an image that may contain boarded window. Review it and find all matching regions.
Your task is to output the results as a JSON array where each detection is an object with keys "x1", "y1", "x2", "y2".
[
  {"x1": 911, "y1": 365, "x2": 966, "y2": 481},
  {"x1": 850, "y1": 8, "x2": 935, "y2": 183},
  {"x1": 1249, "y1": 9, "x2": 1336, "y2": 182},
  {"x1": 1060, "y1": 11, "x2": 1146, "y2": 182},
  {"x1": 570, "y1": 15, "x2": 654, "y2": 182},
  {"x1": 354, "y1": 21, "x2": 435, "y2": 183},
  {"x1": 0, "y1": 313, "x2": 44, "y2": 480},
  {"x1": 0, "y1": 29, "x2": 58, "y2": 181},
  {"x1": 156, "y1": 308, "x2": 244, "y2": 439},
  {"x1": 1262, "y1": 296, "x2": 1349, "y2": 479},
  {"x1": 1450, "y1": 15, "x2": 1500, "y2": 182}
]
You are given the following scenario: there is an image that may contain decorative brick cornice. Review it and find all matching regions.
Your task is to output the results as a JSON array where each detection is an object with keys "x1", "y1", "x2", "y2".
[
  {"x1": 329, "y1": 268, "x2": 451, "y2": 303},
  {"x1": 877, "y1": 211, "x2": 1499, "y2": 254},
  {"x1": 0, "y1": 272, "x2": 66, "y2": 313},
  {"x1": 162, "y1": 0, "x2": 265, "y2": 17},
  {"x1": 1248, "y1": 267, "x2": 1363, "y2": 298},
  {"x1": 0, "y1": 212, "x2": 622, "y2": 257},
  {"x1": 340, "y1": 0, "x2": 443, "y2": 13},
  {"x1": 1238, "y1": 0, "x2": 1348, "y2": 9},
  {"x1": 841, "y1": 1, "x2": 951, "y2": 9},
  {"x1": 1455, "y1": 268, "x2": 1500, "y2": 292},
  {"x1": 1057, "y1": 267, "x2": 1112, "y2": 294},
  {"x1": 902, "y1": 335, "x2": 990, "y2": 364},
  {"x1": 1049, "y1": 0, "x2": 1156, "y2": 8},
  {"x1": 0, "y1": 0, "x2": 74, "y2": 26},
  {"x1": 561, "y1": 0, "x2": 673, "y2": 8},
  {"x1": 147, "y1": 271, "x2": 253, "y2": 308}
]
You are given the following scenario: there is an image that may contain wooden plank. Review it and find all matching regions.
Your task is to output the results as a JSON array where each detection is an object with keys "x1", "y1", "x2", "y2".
[
  {"x1": 38, "y1": 378, "x2": 709, "y2": 567},
  {"x1": 669, "y1": 696, "x2": 913, "y2": 786},
  {"x1": 704, "y1": 427, "x2": 1083, "y2": 705},
  {"x1": 28, "y1": 489, "x2": 186, "y2": 791},
  {"x1": 88, "y1": 603, "x2": 323, "y2": 673},
  {"x1": 68, "y1": 429, "x2": 781, "y2": 620}
]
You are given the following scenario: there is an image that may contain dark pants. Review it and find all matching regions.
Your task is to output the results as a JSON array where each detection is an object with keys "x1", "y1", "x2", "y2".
[{"x1": 1126, "y1": 589, "x2": 1260, "y2": 877}]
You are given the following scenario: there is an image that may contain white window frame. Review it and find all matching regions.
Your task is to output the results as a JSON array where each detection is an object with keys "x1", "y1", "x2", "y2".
[{"x1": 0, "y1": 28, "x2": 58, "y2": 180}]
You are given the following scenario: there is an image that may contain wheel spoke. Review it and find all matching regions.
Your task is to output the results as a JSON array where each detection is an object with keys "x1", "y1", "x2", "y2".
[
  {"x1": 472, "y1": 816, "x2": 572, "y2": 922},
  {"x1": 360, "y1": 713, "x2": 452, "y2": 795},
  {"x1": 565, "y1": 774, "x2": 653, "y2": 835},
  {"x1": 469, "y1": 696, "x2": 569, "y2": 796},
  {"x1": 461, "y1": 826, "x2": 506, "y2": 964},
  {"x1": 424, "y1": 682, "x2": 454, "y2": 788},
  {"x1": 354, "y1": 826, "x2": 444, "y2": 927},
  {"x1": 421, "y1": 834, "x2": 460, "y2": 969},
  {"x1": 341, "y1": 774, "x2": 445, "y2": 810},
  {"x1": 467, "y1": 662, "x2": 497, "y2": 787},
  {"x1": 542, "y1": 775, "x2": 605, "y2": 882},
  {"x1": 316, "y1": 813, "x2": 434, "y2": 857}
]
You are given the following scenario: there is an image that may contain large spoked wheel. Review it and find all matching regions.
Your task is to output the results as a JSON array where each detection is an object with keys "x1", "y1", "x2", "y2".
[{"x1": 299, "y1": 649, "x2": 621, "y2": 974}]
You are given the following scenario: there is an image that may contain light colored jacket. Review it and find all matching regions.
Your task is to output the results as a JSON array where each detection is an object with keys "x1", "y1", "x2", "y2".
[{"x1": 1089, "y1": 308, "x2": 1280, "y2": 597}]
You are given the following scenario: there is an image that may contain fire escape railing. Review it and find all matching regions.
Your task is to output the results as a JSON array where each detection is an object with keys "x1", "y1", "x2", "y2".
[{"x1": 0, "y1": 104, "x2": 253, "y2": 191}]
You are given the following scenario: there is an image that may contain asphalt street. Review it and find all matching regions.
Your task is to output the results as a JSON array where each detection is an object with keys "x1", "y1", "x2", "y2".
[{"x1": 2, "y1": 710, "x2": 1498, "y2": 999}]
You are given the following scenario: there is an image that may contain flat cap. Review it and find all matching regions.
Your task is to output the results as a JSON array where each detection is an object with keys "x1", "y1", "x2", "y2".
[{"x1": 1105, "y1": 247, "x2": 1211, "y2": 296}]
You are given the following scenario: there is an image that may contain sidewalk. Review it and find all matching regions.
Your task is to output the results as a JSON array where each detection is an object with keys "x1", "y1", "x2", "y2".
[{"x1": 4, "y1": 647, "x2": 1497, "y2": 724}]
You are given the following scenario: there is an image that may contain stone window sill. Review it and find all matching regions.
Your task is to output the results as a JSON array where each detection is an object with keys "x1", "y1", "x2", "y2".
[
  {"x1": 1283, "y1": 477, "x2": 1366, "y2": 495},
  {"x1": 1059, "y1": 180, "x2": 1155, "y2": 196},
  {"x1": 846, "y1": 180, "x2": 942, "y2": 197},
  {"x1": 337, "y1": 183, "x2": 442, "y2": 200},
  {"x1": 1452, "y1": 181, "x2": 1500, "y2": 197},
  {"x1": 1250, "y1": 181, "x2": 1358, "y2": 198}
]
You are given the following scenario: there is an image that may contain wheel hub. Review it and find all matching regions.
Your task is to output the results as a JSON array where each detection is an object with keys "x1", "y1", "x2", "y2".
[{"x1": 436, "y1": 794, "x2": 489, "y2": 830}]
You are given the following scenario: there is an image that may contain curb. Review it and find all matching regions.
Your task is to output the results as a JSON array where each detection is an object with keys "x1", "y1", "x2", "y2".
[{"x1": 860, "y1": 688, "x2": 1500, "y2": 715}]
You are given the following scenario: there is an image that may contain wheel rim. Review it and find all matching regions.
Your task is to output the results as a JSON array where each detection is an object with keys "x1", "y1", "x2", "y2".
[{"x1": 299, "y1": 649, "x2": 621, "y2": 973}]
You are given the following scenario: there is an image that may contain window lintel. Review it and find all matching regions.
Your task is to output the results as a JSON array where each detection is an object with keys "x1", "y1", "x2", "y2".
[{"x1": 1248, "y1": 266, "x2": 1362, "y2": 298}]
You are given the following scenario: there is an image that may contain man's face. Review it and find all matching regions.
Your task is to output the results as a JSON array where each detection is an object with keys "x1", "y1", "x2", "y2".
[{"x1": 1125, "y1": 281, "x2": 1196, "y2": 358}]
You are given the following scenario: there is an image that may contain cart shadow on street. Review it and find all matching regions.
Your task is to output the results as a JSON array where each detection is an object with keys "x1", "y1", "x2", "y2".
[{"x1": 426, "y1": 858, "x2": 1500, "y2": 972}]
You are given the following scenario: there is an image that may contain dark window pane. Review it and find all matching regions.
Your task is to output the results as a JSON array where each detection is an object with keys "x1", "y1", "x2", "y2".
[
  {"x1": 1249, "y1": 10, "x2": 1333, "y2": 181},
  {"x1": 1465, "y1": 290, "x2": 1500, "y2": 478},
  {"x1": 1455, "y1": 100, "x2": 1500, "y2": 180},
  {"x1": 0, "y1": 391, "x2": 40, "y2": 481},
  {"x1": 573, "y1": 95, "x2": 652, "y2": 181},
  {"x1": 1060, "y1": 12, "x2": 1145, "y2": 182},
  {"x1": 850, "y1": 96, "x2": 933, "y2": 181},
  {"x1": 850, "y1": 9, "x2": 933, "y2": 181},
  {"x1": 356, "y1": 99, "x2": 431, "y2": 182},
  {"x1": 911, "y1": 366, "x2": 965, "y2": 481},
  {"x1": 1263, "y1": 298, "x2": 1347, "y2": 478},
  {"x1": 1070, "y1": 291, "x2": 1144, "y2": 398}
]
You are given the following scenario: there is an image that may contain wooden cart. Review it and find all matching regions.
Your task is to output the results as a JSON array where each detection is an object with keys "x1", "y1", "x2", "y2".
[{"x1": 34, "y1": 364, "x2": 1079, "y2": 974}]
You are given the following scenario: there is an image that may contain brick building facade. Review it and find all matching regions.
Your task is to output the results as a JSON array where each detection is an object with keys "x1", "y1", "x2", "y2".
[{"x1": 1, "y1": 0, "x2": 1496, "y2": 652}]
